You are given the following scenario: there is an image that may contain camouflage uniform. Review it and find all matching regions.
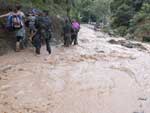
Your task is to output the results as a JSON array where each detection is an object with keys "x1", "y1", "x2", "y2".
[
  {"x1": 63, "y1": 21, "x2": 72, "y2": 47},
  {"x1": 33, "y1": 15, "x2": 52, "y2": 54}
]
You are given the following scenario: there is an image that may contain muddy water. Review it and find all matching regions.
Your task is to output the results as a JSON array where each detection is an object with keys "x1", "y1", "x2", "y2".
[{"x1": 0, "y1": 25, "x2": 150, "y2": 113}]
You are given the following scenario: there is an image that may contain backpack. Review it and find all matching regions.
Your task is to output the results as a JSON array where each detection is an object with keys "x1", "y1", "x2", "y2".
[
  {"x1": 25, "y1": 20, "x2": 29, "y2": 27},
  {"x1": 29, "y1": 16, "x2": 36, "y2": 26},
  {"x1": 7, "y1": 15, "x2": 23, "y2": 30},
  {"x1": 64, "y1": 23, "x2": 72, "y2": 34},
  {"x1": 72, "y1": 22, "x2": 80, "y2": 33},
  {"x1": 71, "y1": 23, "x2": 80, "y2": 35},
  {"x1": 12, "y1": 15, "x2": 23, "y2": 29},
  {"x1": 6, "y1": 15, "x2": 13, "y2": 30},
  {"x1": 35, "y1": 16, "x2": 51, "y2": 30}
]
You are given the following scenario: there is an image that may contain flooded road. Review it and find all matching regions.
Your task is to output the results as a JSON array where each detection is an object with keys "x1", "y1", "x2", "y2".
[{"x1": 0, "y1": 25, "x2": 150, "y2": 113}]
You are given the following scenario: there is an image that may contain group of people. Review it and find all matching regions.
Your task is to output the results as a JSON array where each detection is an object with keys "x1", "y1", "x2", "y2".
[
  {"x1": 0, "y1": 5, "x2": 80, "y2": 55},
  {"x1": 63, "y1": 19, "x2": 80, "y2": 47}
]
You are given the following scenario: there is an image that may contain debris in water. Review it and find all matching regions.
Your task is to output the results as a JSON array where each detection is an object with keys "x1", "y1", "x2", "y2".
[
  {"x1": 138, "y1": 97, "x2": 147, "y2": 101},
  {"x1": 108, "y1": 39, "x2": 147, "y2": 50},
  {"x1": 0, "y1": 65, "x2": 12, "y2": 73},
  {"x1": 133, "y1": 111, "x2": 144, "y2": 113}
]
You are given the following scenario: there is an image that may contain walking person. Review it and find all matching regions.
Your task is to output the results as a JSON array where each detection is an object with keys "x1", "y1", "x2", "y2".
[
  {"x1": 63, "y1": 19, "x2": 72, "y2": 47},
  {"x1": 14, "y1": 5, "x2": 26, "y2": 51},
  {"x1": 33, "y1": 10, "x2": 52, "y2": 55},
  {"x1": 0, "y1": 5, "x2": 25, "y2": 51},
  {"x1": 71, "y1": 19, "x2": 80, "y2": 45}
]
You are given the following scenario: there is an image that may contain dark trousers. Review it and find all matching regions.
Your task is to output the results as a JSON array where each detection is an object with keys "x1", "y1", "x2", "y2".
[
  {"x1": 64, "y1": 33, "x2": 71, "y2": 47},
  {"x1": 45, "y1": 38, "x2": 51, "y2": 54},
  {"x1": 33, "y1": 31, "x2": 51, "y2": 54},
  {"x1": 71, "y1": 34, "x2": 78, "y2": 45}
]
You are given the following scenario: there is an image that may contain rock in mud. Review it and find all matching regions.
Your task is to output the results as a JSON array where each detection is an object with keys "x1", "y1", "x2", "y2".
[
  {"x1": 0, "y1": 65, "x2": 12, "y2": 73},
  {"x1": 138, "y1": 97, "x2": 147, "y2": 101},
  {"x1": 108, "y1": 39, "x2": 147, "y2": 50},
  {"x1": 133, "y1": 111, "x2": 144, "y2": 113}
]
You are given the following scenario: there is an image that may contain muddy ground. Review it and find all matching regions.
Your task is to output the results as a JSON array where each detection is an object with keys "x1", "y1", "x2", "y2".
[{"x1": 0, "y1": 25, "x2": 150, "y2": 113}]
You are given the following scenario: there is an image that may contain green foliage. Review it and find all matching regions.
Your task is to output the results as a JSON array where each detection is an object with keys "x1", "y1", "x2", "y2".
[
  {"x1": 0, "y1": 0, "x2": 77, "y2": 16},
  {"x1": 111, "y1": 1, "x2": 135, "y2": 28},
  {"x1": 131, "y1": 3, "x2": 150, "y2": 40},
  {"x1": 0, "y1": 0, "x2": 112, "y2": 22},
  {"x1": 131, "y1": 3, "x2": 150, "y2": 25},
  {"x1": 110, "y1": 0, "x2": 150, "y2": 40},
  {"x1": 115, "y1": 26, "x2": 128, "y2": 36},
  {"x1": 59, "y1": 0, "x2": 112, "y2": 22},
  {"x1": 110, "y1": 0, "x2": 134, "y2": 36}
]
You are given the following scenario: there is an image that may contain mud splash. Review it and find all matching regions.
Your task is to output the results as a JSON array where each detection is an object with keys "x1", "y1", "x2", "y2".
[{"x1": 0, "y1": 25, "x2": 150, "y2": 113}]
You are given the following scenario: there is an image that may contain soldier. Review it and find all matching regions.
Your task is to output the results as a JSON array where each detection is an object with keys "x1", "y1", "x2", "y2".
[
  {"x1": 63, "y1": 19, "x2": 72, "y2": 47},
  {"x1": 33, "y1": 10, "x2": 52, "y2": 55}
]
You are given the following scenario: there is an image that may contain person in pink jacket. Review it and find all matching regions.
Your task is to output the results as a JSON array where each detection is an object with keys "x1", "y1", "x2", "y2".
[{"x1": 71, "y1": 19, "x2": 80, "y2": 45}]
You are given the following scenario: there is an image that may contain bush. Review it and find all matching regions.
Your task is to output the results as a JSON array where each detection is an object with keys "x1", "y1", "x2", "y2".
[
  {"x1": 131, "y1": 3, "x2": 150, "y2": 41},
  {"x1": 111, "y1": 2, "x2": 135, "y2": 28},
  {"x1": 115, "y1": 26, "x2": 128, "y2": 36}
]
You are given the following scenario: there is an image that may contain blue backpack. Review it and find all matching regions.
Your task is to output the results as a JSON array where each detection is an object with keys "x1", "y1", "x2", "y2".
[{"x1": 7, "y1": 15, "x2": 23, "y2": 30}]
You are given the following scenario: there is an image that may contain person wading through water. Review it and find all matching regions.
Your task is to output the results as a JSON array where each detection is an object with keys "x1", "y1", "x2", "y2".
[
  {"x1": 63, "y1": 19, "x2": 72, "y2": 47},
  {"x1": 15, "y1": 5, "x2": 26, "y2": 51},
  {"x1": 33, "y1": 10, "x2": 52, "y2": 55},
  {"x1": 71, "y1": 19, "x2": 80, "y2": 45},
  {"x1": 0, "y1": 5, "x2": 25, "y2": 52}
]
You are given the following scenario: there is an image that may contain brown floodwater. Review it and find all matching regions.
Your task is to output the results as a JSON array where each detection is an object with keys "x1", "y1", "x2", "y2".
[{"x1": 0, "y1": 25, "x2": 150, "y2": 113}]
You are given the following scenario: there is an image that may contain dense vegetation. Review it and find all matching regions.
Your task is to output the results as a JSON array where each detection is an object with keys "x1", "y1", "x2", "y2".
[
  {"x1": 110, "y1": 0, "x2": 150, "y2": 41},
  {"x1": 0, "y1": 0, "x2": 150, "y2": 42}
]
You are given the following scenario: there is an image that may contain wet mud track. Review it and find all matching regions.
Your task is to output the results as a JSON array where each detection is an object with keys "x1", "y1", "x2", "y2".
[{"x1": 0, "y1": 25, "x2": 150, "y2": 113}]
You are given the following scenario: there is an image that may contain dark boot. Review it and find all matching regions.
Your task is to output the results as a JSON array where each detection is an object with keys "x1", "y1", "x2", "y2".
[
  {"x1": 33, "y1": 33, "x2": 41, "y2": 55},
  {"x1": 47, "y1": 49, "x2": 51, "y2": 54},
  {"x1": 45, "y1": 38, "x2": 51, "y2": 54},
  {"x1": 74, "y1": 34, "x2": 78, "y2": 45},
  {"x1": 36, "y1": 48, "x2": 40, "y2": 54},
  {"x1": 64, "y1": 36, "x2": 67, "y2": 46},
  {"x1": 66, "y1": 35, "x2": 71, "y2": 47}
]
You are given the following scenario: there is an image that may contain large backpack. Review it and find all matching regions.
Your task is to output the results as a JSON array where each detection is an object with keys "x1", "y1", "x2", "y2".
[
  {"x1": 29, "y1": 16, "x2": 36, "y2": 26},
  {"x1": 72, "y1": 22, "x2": 80, "y2": 33},
  {"x1": 6, "y1": 15, "x2": 13, "y2": 30},
  {"x1": 35, "y1": 16, "x2": 51, "y2": 30},
  {"x1": 11, "y1": 15, "x2": 23, "y2": 29},
  {"x1": 7, "y1": 15, "x2": 23, "y2": 30},
  {"x1": 64, "y1": 23, "x2": 72, "y2": 34}
]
